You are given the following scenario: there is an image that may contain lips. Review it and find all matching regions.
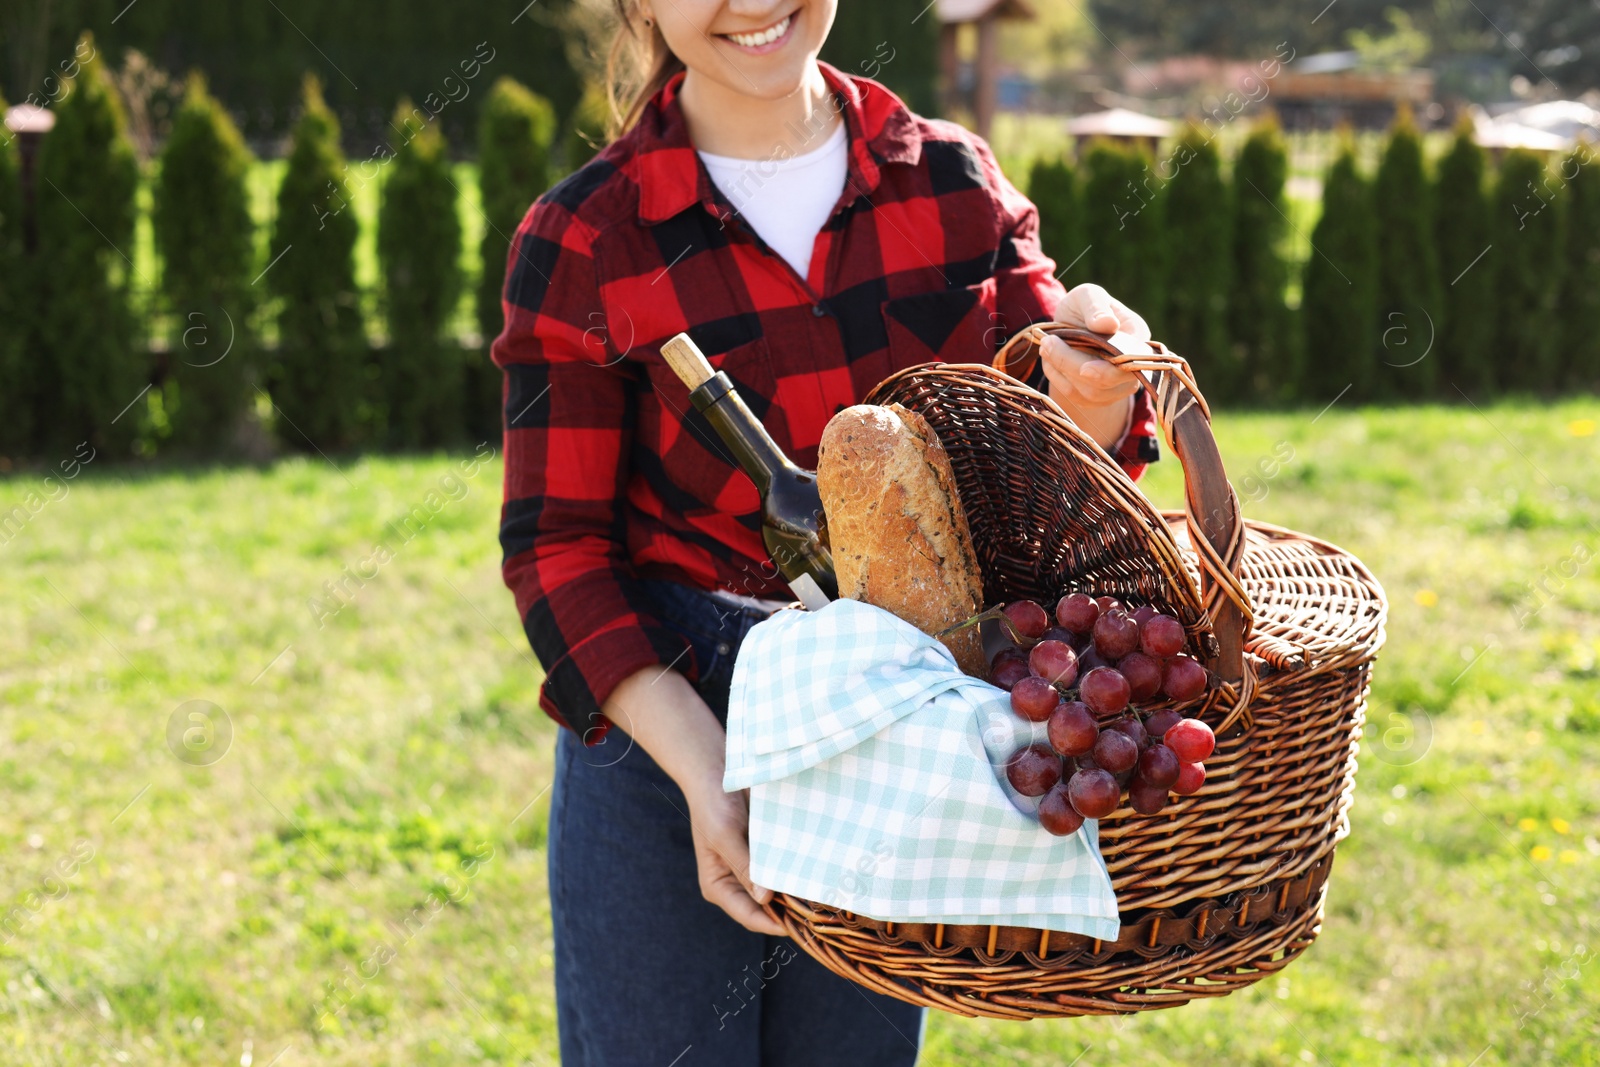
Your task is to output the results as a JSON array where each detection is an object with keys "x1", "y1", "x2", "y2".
[{"x1": 721, "y1": 12, "x2": 793, "y2": 51}]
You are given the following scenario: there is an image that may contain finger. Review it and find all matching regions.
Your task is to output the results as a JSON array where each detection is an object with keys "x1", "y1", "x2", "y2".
[
  {"x1": 1057, "y1": 283, "x2": 1120, "y2": 334},
  {"x1": 703, "y1": 867, "x2": 785, "y2": 934},
  {"x1": 1105, "y1": 297, "x2": 1151, "y2": 341}
]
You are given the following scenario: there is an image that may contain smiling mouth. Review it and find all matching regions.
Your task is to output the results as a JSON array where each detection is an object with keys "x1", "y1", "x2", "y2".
[{"x1": 720, "y1": 12, "x2": 794, "y2": 51}]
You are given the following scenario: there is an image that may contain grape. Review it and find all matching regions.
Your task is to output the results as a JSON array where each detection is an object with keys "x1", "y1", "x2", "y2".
[
  {"x1": 989, "y1": 657, "x2": 1031, "y2": 691},
  {"x1": 1117, "y1": 651, "x2": 1163, "y2": 702},
  {"x1": 1079, "y1": 666, "x2": 1130, "y2": 715},
  {"x1": 990, "y1": 644, "x2": 1026, "y2": 669},
  {"x1": 1172, "y1": 760, "x2": 1206, "y2": 795},
  {"x1": 1113, "y1": 766, "x2": 1135, "y2": 788},
  {"x1": 1009, "y1": 675, "x2": 1060, "y2": 722},
  {"x1": 1047, "y1": 700, "x2": 1098, "y2": 757},
  {"x1": 1077, "y1": 645, "x2": 1112, "y2": 674},
  {"x1": 1071, "y1": 751, "x2": 1100, "y2": 773},
  {"x1": 1111, "y1": 715, "x2": 1149, "y2": 750},
  {"x1": 1029, "y1": 639, "x2": 1079, "y2": 688},
  {"x1": 1128, "y1": 778, "x2": 1169, "y2": 815},
  {"x1": 1165, "y1": 718, "x2": 1216, "y2": 762},
  {"x1": 1002, "y1": 600, "x2": 1050, "y2": 641},
  {"x1": 1038, "y1": 783, "x2": 1086, "y2": 836},
  {"x1": 1136, "y1": 744, "x2": 1181, "y2": 788},
  {"x1": 1041, "y1": 625, "x2": 1078, "y2": 648},
  {"x1": 1006, "y1": 744, "x2": 1062, "y2": 797},
  {"x1": 1141, "y1": 613, "x2": 1186, "y2": 658},
  {"x1": 1130, "y1": 605, "x2": 1158, "y2": 626},
  {"x1": 1055, "y1": 592, "x2": 1099, "y2": 634},
  {"x1": 1162, "y1": 655, "x2": 1208, "y2": 701},
  {"x1": 1143, "y1": 708, "x2": 1183, "y2": 739},
  {"x1": 1067, "y1": 768, "x2": 1120, "y2": 819},
  {"x1": 1092, "y1": 728, "x2": 1138, "y2": 773},
  {"x1": 1095, "y1": 596, "x2": 1124, "y2": 614},
  {"x1": 1092, "y1": 610, "x2": 1141, "y2": 660}
]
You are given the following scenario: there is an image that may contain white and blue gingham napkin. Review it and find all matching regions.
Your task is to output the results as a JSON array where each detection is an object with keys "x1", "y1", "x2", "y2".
[{"x1": 724, "y1": 598, "x2": 1120, "y2": 938}]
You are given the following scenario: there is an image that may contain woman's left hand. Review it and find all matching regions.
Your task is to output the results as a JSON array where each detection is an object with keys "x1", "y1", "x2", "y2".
[{"x1": 1040, "y1": 284, "x2": 1147, "y2": 449}]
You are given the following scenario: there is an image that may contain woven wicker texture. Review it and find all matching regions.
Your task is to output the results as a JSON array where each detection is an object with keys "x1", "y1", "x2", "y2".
[{"x1": 762, "y1": 327, "x2": 1387, "y2": 1018}]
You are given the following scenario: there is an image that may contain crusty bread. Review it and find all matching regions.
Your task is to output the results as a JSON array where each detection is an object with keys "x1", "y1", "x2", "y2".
[{"x1": 817, "y1": 404, "x2": 988, "y2": 676}]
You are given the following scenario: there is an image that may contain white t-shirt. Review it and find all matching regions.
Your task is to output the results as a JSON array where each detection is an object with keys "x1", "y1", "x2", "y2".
[{"x1": 698, "y1": 119, "x2": 849, "y2": 281}]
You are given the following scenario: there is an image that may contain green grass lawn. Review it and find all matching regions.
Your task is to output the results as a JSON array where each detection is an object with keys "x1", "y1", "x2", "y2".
[{"x1": 4, "y1": 400, "x2": 1599, "y2": 1065}]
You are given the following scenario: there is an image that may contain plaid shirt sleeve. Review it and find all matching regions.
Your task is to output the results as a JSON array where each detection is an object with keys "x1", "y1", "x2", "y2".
[
  {"x1": 973, "y1": 135, "x2": 1161, "y2": 482},
  {"x1": 492, "y1": 200, "x2": 694, "y2": 747}
]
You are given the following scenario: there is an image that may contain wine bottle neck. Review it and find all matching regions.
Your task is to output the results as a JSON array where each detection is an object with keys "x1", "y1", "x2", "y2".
[{"x1": 689, "y1": 372, "x2": 792, "y2": 496}]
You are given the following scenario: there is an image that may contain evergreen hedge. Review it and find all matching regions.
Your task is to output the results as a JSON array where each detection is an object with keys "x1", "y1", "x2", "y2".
[
  {"x1": 1027, "y1": 153, "x2": 1083, "y2": 289},
  {"x1": 476, "y1": 78, "x2": 555, "y2": 347},
  {"x1": 1301, "y1": 141, "x2": 1378, "y2": 401},
  {"x1": 33, "y1": 31, "x2": 141, "y2": 455},
  {"x1": 822, "y1": 3, "x2": 941, "y2": 116},
  {"x1": 1432, "y1": 120, "x2": 1495, "y2": 396},
  {"x1": 1492, "y1": 149, "x2": 1564, "y2": 393},
  {"x1": 153, "y1": 73, "x2": 257, "y2": 453},
  {"x1": 378, "y1": 99, "x2": 463, "y2": 448},
  {"x1": 1081, "y1": 139, "x2": 1166, "y2": 334},
  {"x1": 1161, "y1": 125, "x2": 1232, "y2": 396},
  {"x1": 0, "y1": 90, "x2": 27, "y2": 456},
  {"x1": 1372, "y1": 109, "x2": 1441, "y2": 399},
  {"x1": 268, "y1": 76, "x2": 367, "y2": 451},
  {"x1": 564, "y1": 84, "x2": 609, "y2": 172},
  {"x1": 1229, "y1": 116, "x2": 1294, "y2": 404},
  {"x1": 1557, "y1": 147, "x2": 1600, "y2": 391}
]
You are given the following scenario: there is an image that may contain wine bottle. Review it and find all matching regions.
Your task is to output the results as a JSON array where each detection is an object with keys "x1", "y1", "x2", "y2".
[{"x1": 660, "y1": 333, "x2": 838, "y2": 610}]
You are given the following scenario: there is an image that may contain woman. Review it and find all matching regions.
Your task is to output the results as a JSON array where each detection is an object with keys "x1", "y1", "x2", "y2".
[{"x1": 492, "y1": 2, "x2": 1158, "y2": 1063}]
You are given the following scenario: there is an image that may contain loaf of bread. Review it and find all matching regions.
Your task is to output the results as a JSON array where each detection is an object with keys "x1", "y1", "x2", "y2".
[{"x1": 816, "y1": 404, "x2": 988, "y2": 676}]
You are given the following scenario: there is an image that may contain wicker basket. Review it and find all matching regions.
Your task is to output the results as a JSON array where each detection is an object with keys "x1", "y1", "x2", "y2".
[{"x1": 761, "y1": 325, "x2": 1387, "y2": 1019}]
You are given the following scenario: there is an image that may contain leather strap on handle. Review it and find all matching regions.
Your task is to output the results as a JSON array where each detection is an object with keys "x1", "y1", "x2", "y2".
[{"x1": 995, "y1": 325, "x2": 1257, "y2": 733}]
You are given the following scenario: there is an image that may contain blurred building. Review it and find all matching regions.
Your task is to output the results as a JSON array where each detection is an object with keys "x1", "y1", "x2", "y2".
[
  {"x1": 937, "y1": 0, "x2": 1036, "y2": 139},
  {"x1": 1272, "y1": 50, "x2": 1434, "y2": 130}
]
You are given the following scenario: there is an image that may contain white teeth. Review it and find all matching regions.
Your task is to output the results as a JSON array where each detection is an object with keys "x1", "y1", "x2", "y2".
[{"x1": 727, "y1": 15, "x2": 790, "y2": 47}]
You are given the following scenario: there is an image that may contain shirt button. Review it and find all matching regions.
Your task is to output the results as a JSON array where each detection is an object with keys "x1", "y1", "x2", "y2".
[
  {"x1": 716, "y1": 642, "x2": 731, "y2": 656},
  {"x1": 812, "y1": 304, "x2": 826, "y2": 317}
]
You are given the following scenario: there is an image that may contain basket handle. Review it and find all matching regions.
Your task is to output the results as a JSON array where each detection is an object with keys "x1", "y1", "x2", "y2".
[{"x1": 994, "y1": 324, "x2": 1257, "y2": 731}]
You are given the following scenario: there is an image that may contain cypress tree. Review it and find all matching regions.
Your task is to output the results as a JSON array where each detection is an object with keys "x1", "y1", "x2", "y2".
[
  {"x1": 1372, "y1": 108, "x2": 1442, "y2": 399},
  {"x1": 1229, "y1": 116, "x2": 1294, "y2": 404},
  {"x1": 1557, "y1": 147, "x2": 1600, "y2": 391},
  {"x1": 1161, "y1": 125, "x2": 1232, "y2": 398},
  {"x1": 268, "y1": 75, "x2": 366, "y2": 451},
  {"x1": 1082, "y1": 139, "x2": 1166, "y2": 333},
  {"x1": 476, "y1": 78, "x2": 555, "y2": 345},
  {"x1": 472, "y1": 78, "x2": 555, "y2": 442},
  {"x1": 0, "y1": 90, "x2": 28, "y2": 457},
  {"x1": 33, "y1": 31, "x2": 141, "y2": 455},
  {"x1": 1491, "y1": 149, "x2": 1564, "y2": 394},
  {"x1": 821, "y1": 4, "x2": 941, "y2": 116},
  {"x1": 153, "y1": 73, "x2": 257, "y2": 454},
  {"x1": 378, "y1": 99, "x2": 463, "y2": 448},
  {"x1": 1027, "y1": 153, "x2": 1084, "y2": 289},
  {"x1": 1433, "y1": 119, "x2": 1495, "y2": 396},
  {"x1": 1300, "y1": 142, "x2": 1378, "y2": 401},
  {"x1": 564, "y1": 84, "x2": 609, "y2": 173}
]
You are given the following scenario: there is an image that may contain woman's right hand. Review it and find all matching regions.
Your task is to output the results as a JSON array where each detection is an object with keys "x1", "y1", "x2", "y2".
[
  {"x1": 602, "y1": 664, "x2": 785, "y2": 936},
  {"x1": 684, "y1": 776, "x2": 786, "y2": 936}
]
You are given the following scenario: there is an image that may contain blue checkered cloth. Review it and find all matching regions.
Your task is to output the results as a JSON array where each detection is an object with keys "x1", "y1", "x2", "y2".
[{"x1": 724, "y1": 599, "x2": 1120, "y2": 938}]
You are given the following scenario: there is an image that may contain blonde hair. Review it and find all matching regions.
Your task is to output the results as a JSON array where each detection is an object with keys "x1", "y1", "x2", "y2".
[{"x1": 607, "y1": 1, "x2": 685, "y2": 136}]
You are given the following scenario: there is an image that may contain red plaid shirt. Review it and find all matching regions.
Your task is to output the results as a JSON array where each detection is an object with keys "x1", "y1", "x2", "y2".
[{"x1": 493, "y1": 63, "x2": 1159, "y2": 744}]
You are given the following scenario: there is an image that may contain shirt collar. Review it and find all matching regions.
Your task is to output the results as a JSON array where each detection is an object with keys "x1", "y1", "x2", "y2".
[{"x1": 629, "y1": 60, "x2": 922, "y2": 226}]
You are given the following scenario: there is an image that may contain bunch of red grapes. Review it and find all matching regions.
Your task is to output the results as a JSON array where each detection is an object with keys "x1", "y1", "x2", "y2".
[{"x1": 991, "y1": 594, "x2": 1216, "y2": 836}]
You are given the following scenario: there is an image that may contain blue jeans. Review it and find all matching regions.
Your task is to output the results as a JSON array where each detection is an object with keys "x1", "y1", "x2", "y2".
[{"x1": 548, "y1": 579, "x2": 928, "y2": 1066}]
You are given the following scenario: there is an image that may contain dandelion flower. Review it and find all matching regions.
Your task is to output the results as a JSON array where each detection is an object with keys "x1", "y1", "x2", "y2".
[
  {"x1": 1519, "y1": 817, "x2": 1539, "y2": 832},
  {"x1": 1531, "y1": 845, "x2": 1553, "y2": 861}
]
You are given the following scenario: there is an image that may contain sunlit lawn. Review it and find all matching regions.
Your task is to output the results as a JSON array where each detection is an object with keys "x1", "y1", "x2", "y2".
[{"x1": 3, "y1": 397, "x2": 1599, "y2": 1064}]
